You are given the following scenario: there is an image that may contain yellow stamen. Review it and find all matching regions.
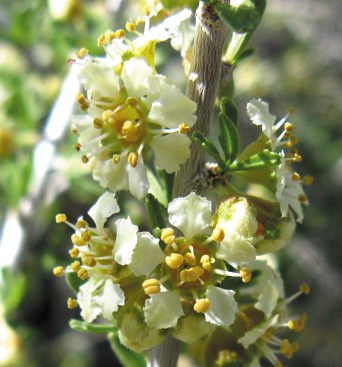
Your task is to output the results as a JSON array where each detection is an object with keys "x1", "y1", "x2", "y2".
[
  {"x1": 71, "y1": 234, "x2": 87, "y2": 247},
  {"x1": 81, "y1": 230, "x2": 91, "y2": 242},
  {"x1": 74, "y1": 142, "x2": 81, "y2": 151},
  {"x1": 184, "y1": 252, "x2": 197, "y2": 266},
  {"x1": 77, "y1": 269, "x2": 89, "y2": 280},
  {"x1": 200, "y1": 254, "x2": 210, "y2": 264},
  {"x1": 240, "y1": 267, "x2": 252, "y2": 283},
  {"x1": 71, "y1": 261, "x2": 81, "y2": 272},
  {"x1": 194, "y1": 298, "x2": 210, "y2": 313},
  {"x1": 113, "y1": 154, "x2": 121, "y2": 163},
  {"x1": 178, "y1": 123, "x2": 190, "y2": 134},
  {"x1": 105, "y1": 30, "x2": 117, "y2": 43},
  {"x1": 280, "y1": 339, "x2": 298, "y2": 359},
  {"x1": 67, "y1": 298, "x2": 78, "y2": 309},
  {"x1": 55, "y1": 213, "x2": 67, "y2": 223},
  {"x1": 76, "y1": 48, "x2": 88, "y2": 59},
  {"x1": 302, "y1": 175, "x2": 313, "y2": 185},
  {"x1": 161, "y1": 228, "x2": 175, "y2": 245},
  {"x1": 82, "y1": 155, "x2": 89, "y2": 164},
  {"x1": 191, "y1": 266, "x2": 204, "y2": 278},
  {"x1": 292, "y1": 153, "x2": 302, "y2": 162},
  {"x1": 136, "y1": 17, "x2": 144, "y2": 26},
  {"x1": 93, "y1": 118, "x2": 104, "y2": 129},
  {"x1": 298, "y1": 194, "x2": 307, "y2": 203},
  {"x1": 126, "y1": 97, "x2": 139, "y2": 107},
  {"x1": 115, "y1": 29, "x2": 125, "y2": 38},
  {"x1": 76, "y1": 219, "x2": 88, "y2": 229},
  {"x1": 69, "y1": 247, "x2": 80, "y2": 259},
  {"x1": 299, "y1": 283, "x2": 310, "y2": 295},
  {"x1": 212, "y1": 227, "x2": 225, "y2": 242},
  {"x1": 274, "y1": 361, "x2": 283, "y2": 367},
  {"x1": 128, "y1": 152, "x2": 138, "y2": 167},
  {"x1": 82, "y1": 255, "x2": 97, "y2": 267},
  {"x1": 165, "y1": 253, "x2": 184, "y2": 269},
  {"x1": 76, "y1": 93, "x2": 89, "y2": 110},
  {"x1": 125, "y1": 21, "x2": 136, "y2": 32},
  {"x1": 202, "y1": 261, "x2": 212, "y2": 271},
  {"x1": 288, "y1": 313, "x2": 307, "y2": 332},
  {"x1": 53, "y1": 266, "x2": 64, "y2": 277},
  {"x1": 291, "y1": 172, "x2": 301, "y2": 181},
  {"x1": 284, "y1": 122, "x2": 293, "y2": 133},
  {"x1": 142, "y1": 278, "x2": 160, "y2": 295}
]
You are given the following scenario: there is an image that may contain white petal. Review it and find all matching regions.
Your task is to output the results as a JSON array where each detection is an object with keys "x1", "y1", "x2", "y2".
[
  {"x1": 121, "y1": 59, "x2": 161, "y2": 98},
  {"x1": 238, "y1": 315, "x2": 279, "y2": 348},
  {"x1": 247, "y1": 98, "x2": 275, "y2": 138},
  {"x1": 127, "y1": 155, "x2": 149, "y2": 199},
  {"x1": 148, "y1": 83, "x2": 196, "y2": 128},
  {"x1": 88, "y1": 191, "x2": 120, "y2": 229},
  {"x1": 114, "y1": 217, "x2": 138, "y2": 265},
  {"x1": 217, "y1": 234, "x2": 256, "y2": 265},
  {"x1": 150, "y1": 133, "x2": 191, "y2": 173},
  {"x1": 205, "y1": 286, "x2": 237, "y2": 326},
  {"x1": 129, "y1": 232, "x2": 165, "y2": 276},
  {"x1": 77, "y1": 281, "x2": 102, "y2": 323},
  {"x1": 78, "y1": 62, "x2": 119, "y2": 99},
  {"x1": 168, "y1": 192, "x2": 212, "y2": 238},
  {"x1": 143, "y1": 291, "x2": 184, "y2": 329},
  {"x1": 92, "y1": 158, "x2": 129, "y2": 193},
  {"x1": 255, "y1": 280, "x2": 280, "y2": 317},
  {"x1": 96, "y1": 279, "x2": 125, "y2": 320}
]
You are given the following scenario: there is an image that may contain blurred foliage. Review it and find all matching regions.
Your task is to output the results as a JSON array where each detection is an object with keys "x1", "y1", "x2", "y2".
[{"x1": 0, "y1": 0, "x2": 341, "y2": 366}]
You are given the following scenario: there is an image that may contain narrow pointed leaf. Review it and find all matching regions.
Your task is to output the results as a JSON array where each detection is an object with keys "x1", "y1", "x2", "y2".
[
  {"x1": 69, "y1": 319, "x2": 117, "y2": 334},
  {"x1": 218, "y1": 112, "x2": 240, "y2": 164},
  {"x1": 220, "y1": 97, "x2": 238, "y2": 126},
  {"x1": 145, "y1": 193, "x2": 166, "y2": 230},
  {"x1": 229, "y1": 150, "x2": 281, "y2": 171},
  {"x1": 192, "y1": 131, "x2": 226, "y2": 168}
]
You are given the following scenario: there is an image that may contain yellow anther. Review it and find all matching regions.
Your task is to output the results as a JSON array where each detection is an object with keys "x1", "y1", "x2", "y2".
[
  {"x1": 82, "y1": 255, "x2": 97, "y2": 267},
  {"x1": 142, "y1": 278, "x2": 160, "y2": 295},
  {"x1": 288, "y1": 313, "x2": 307, "y2": 332},
  {"x1": 136, "y1": 17, "x2": 144, "y2": 26},
  {"x1": 77, "y1": 269, "x2": 89, "y2": 280},
  {"x1": 112, "y1": 154, "x2": 121, "y2": 164},
  {"x1": 102, "y1": 109, "x2": 113, "y2": 122},
  {"x1": 288, "y1": 106, "x2": 295, "y2": 114},
  {"x1": 55, "y1": 213, "x2": 67, "y2": 223},
  {"x1": 191, "y1": 266, "x2": 204, "y2": 278},
  {"x1": 125, "y1": 21, "x2": 136, "y2": 32},
  {"x1": 71, "y1": 261, "x2": 81, "y2": 272},
  {"x1": 74, "y1": 142, "x2": 81, "y2": 151},
  {"x1": 93, "y1": 118, "x2": 104, "y2": 129},
  {"x1": 81, "y1": 230, "x2": 91, "y2": 242},
  {"x1": 76, "y1": 48, "x2": 88, "y2": 59},
  {"x1": 69, "y1": 247, "x2": 80, "y2": 259},
  {"x1": 142, "y1": 5, "x2": 152, "y2": 15},
  {"x1": 302, "y1": 175, "x2": 313, "y2": 185},
  {"x1": 105, "y1": 30, "x2": 117, "y2": 43},
  {"x1": 71, "y1": 234, "x2": 87, "y2": 247},
  {"x1": 115, "y1": 29, "x2": 125, "y2": 38},
  {"x1": 280, "y1": 339, "x2": 294, "y2": 359},
  {"x1": 286, "y1": 135, "x2": 299, "y2": 147},
  {"x1": 76, "y1": 93, "x2": 89, "y2": 110},
  {"x1": 97, "y1": 33, "x2": 106, "y2": 47},
  {"x1": 240, "y1": 267, "x2": 252, "y2": 283},
  {"x1": 180, "y1": 268, "x2": 197, "y2": 282},
  {"x1": 292, "y1": 341, "x2": 300, "y2": 352},
  {"x1": 76, "y1": 219, "x2": 88, "y2": 229},
  {"x1": 212, "y1": 227, "x2": 225, "y2": 243},
  {"x1": 122, "y1": 120, "x2": 138, "y2": 138},
  {"x1": 298, "y1": 194, "x2": 307, "y2": 204},
  {"x1": 284, "y1": 122, "x2": 294, "y2": 132},
  {"x1": 128, "y1": 152, "x2": 138, "y2": 167},
  {"x1": 165, "y1": 253, "x2": 184, "y2": 269},
  {"x1": 274, "y1": 361, "x2": 283, "y2": 367},
  {"x1": 194, "y1": 298, "x2": 210, "y2": 314},
  {"x1": 53, "y1": 266, "x2": 64, "y2": 277},
  {"x1": 200, "y1": 254, "x2": 210, "y2": 264},
  {"x1": 292, "y1": 153, "x2": 302, "y2": 162},
  {"x1": 67, "y1": 298, "x2": 78, "y2": 309},
  {"x1": 82, "y1": 155, "x2": 89, "y2": 164},
  {"x1": 299, "y1": 283, "x2": 310, "y2": 295},
  {"x1": 291, "y1": 172, "x2": 301, "y2": 181},
  {"x1": 202, "y1": 261, "x2": 212, "y2": 271},
  {"x1": 178, "y1": 123, "x2": 190, "y2": 134},
  {"x1": 184, "y1": 252, "x2": 196, "y2": 266},
  {"x1": 161, "y1": 228, "x2": 175, "y2": 245}
]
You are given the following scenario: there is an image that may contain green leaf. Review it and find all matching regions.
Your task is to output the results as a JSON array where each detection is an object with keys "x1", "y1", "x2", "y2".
[
  {"x1": 233, "y1": 47, "x2": 255, "y2": 65},
  {"x1": 218, "y1": 112, "x2": 240, "y2": 165},
  {"x1": 214, "y1": 3, "x2": 260, "y2": 33},
  {"x1": 66, "y1": 271, "x2": 87, "y2": 293},
  {"x1": 192, "y1": 131, "x2": 226, "y2": 168},
  {"x1": 220, "y1": 97, "x2": 238, "y2": 127},
  {"x1": 69, "y1": 319, "x2": 117, "y2": 334},
  {"x1": 108, "y1": 331, "x2": 147, "y2": 367},
  {"x1": 229, "y1": 150, "x2": 281, "y2": 171},
  {"x1": 145, "y1": 193, "x2": 166, "y2": 230}
]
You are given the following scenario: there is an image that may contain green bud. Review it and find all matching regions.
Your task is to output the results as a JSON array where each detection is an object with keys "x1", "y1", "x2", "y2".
[
  {"x1": 118, "y1": 309, "x2": 164, "y2": 352},
  {"x1": 171, "y1": 314, "x2": 216, "y2": 343}
]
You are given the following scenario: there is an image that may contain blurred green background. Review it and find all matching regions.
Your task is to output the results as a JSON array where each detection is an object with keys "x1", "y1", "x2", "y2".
[{"x1": 0, "y1": 0, "x2": 341, "y2": 366}]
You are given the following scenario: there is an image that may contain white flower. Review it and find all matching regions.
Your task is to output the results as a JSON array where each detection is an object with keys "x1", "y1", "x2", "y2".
[
  {"x1": 95, "y1": 279, "x2": 125, "y2": 320},
  {"x1": 74, "y1": 58, "x2": 196, "y2": 198},
  {"x1": 247, "y1": 98, "x2": 293, "y2": 151},
  {"x1": 77, "y1": 281, "x2": 102, "y2": 323},
  {"x1": 114, "y1": 217, "x2": 138, "y2": 265},
  {"x1": 276, "y1": 152, "x2": 308, "y2": 223}
]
